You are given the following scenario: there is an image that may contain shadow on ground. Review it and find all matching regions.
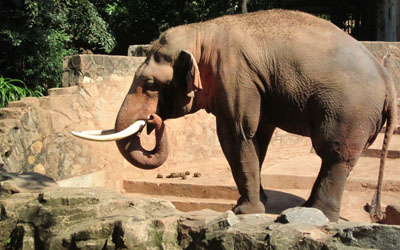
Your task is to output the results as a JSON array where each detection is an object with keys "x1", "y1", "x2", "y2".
[{"x1": 264, "y1": 189, "x2": 306, "y2": 214}]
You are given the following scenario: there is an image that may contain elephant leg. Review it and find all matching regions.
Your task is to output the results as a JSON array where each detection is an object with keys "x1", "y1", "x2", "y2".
[
  {"x1": 216, "y1": 118, "x2": 265, "y2": 214},
  {"x1": 256, "y1": 125, "x2": 276, "y2": 209},
  {"x1": 303, "y1": 159, "x2": 358, "y2": 221},
  {"x1": 305, "y1": 128, "x2": 366, "y2": 221}
]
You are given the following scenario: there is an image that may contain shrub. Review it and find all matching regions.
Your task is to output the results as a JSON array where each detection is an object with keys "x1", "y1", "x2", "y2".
[{"x1": 0, "y1": 76, "x2": 43, "y2": 108}]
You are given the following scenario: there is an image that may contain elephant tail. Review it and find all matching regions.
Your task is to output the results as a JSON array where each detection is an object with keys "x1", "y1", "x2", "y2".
[{"x1": 369, "y1": 82, "x2": 398, "y2": 222}]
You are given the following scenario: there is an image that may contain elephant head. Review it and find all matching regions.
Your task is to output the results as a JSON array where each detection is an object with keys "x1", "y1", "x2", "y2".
[{"x1": 72, "y1": 31, "x2": 203, "y2": 169}]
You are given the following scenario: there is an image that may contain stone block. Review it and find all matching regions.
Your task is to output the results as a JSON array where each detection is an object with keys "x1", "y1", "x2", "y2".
[
  {"x1": 383, "y1": 205, "x2": 400, "y2": 225},
  {"x1": 62, "y1": 55, "x2": 145, "y2": 87}
]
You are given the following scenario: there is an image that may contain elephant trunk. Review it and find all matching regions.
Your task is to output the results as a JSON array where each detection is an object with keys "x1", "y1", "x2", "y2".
[{"x1": 115, "y1": 114, "x2": 169, "y2": 169}]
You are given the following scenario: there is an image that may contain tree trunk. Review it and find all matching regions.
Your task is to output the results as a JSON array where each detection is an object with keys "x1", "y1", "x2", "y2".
[{"x1": 242, "y1": 0, "x2": 249, "y2": 14}]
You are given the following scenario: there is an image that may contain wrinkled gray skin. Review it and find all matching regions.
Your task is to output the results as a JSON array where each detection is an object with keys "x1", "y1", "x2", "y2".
[{"x1": 115, "y1": 10, "x2": 397, "y2": 222}]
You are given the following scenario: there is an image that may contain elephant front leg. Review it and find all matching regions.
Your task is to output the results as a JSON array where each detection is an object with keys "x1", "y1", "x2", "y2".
[{"x1": 216, "y1": 119, "x2": 265, "y2": 214}]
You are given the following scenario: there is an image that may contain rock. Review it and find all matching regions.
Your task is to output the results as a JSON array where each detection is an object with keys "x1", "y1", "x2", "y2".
[
  {"x1": 1, "y1": 187, "x2": 400, "y2": 249},
  {"x1": 178, "y1": 209, "x2": 222, "y2": 249},
  {"x1": 194, "y1": 172, "x2": 201, "y2": 178},
  {"x1": 33, "y1": 164, "x2": 46, "y2": 175},
  {"x1": 325, "y1": 222, "x2": 400, "y2": 249},
  {"x1": 0, "y1": 188, "x2": 180, "y2": 249},
  {"x1": 27, "y1": 155, "x2": 35, "y2": 165},
  {"x1": 0, "y1": 171, "x2": 58, "y2": 196},
  {"x1": 383, "y1": 205, "x2": 400, "y2": 225},
  {"x1": 275, "y1": 207, "x2": 329, "y2": 226},
  {"x1": 30, "y1": 141, "x2": 43, "y2": 154},
  {"x1": 206, "y1": 211, "x2": 240, "y2": 231},
  {"x1": 167, "y1": 172, "x2": 180, "y2": 178}
]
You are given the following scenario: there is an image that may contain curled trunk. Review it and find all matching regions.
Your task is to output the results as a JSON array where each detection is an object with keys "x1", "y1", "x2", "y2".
[{"x1": 116, "y1": 114, "x2": 169, "y2": 169}]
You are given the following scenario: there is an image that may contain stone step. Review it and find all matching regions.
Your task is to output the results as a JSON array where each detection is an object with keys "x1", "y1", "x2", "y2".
[
  {"x1": 363, "y1": 133, "x2": 400, "y2": 158},
  {"x1": 123, "y1": 180, "x2": 239, "y2": 200},
  {"x1": 123, "y1": 188, "x2": 307, "y2": 215},
  {"x1": 123, "y1": 193, "x2": 236, "y2": 212}
]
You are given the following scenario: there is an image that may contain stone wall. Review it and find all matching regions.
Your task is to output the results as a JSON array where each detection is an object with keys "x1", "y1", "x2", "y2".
[
  {"x1": 62, "y1": 55, "x2": 143, "y2": 87},
  {"x1": 1, "y1": 42, "x2": 399, "y2": 190},
  {"x1": 362, "y1": 41, "x2": 400, "y2": 95},
  {"x1": 0, "y1": 55, "x2": 144, "y2": 189}
]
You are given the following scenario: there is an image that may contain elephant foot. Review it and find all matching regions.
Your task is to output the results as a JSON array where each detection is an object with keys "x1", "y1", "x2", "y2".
[
  {"x1": 233, "y1": 200, "x2": 265, "y2": 214},
  {"x1": 302, "y1": 200, "x2": 340, "y2": 222}
]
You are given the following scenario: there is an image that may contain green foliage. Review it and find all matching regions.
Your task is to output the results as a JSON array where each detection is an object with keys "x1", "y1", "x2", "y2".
[
  {"x1": 97, "y1": 0, "x2": 245, "y2": 55},
  {"x1": 0, "y1": 77, "x2": 43, "y2": 108},
  {"x1": 0, "y1": 0, "x2": 115, "y2": 91},
  {"x1": 0, "y1": 0, "x2": 276, "y2": 94},
  {"x1": 93, "y1": 0, "x2": 278, "y2": 55}
]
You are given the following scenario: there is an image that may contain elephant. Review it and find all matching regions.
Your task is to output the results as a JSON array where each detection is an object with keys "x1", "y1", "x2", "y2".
[{"x1": 72, "y1": 9, "x2": 397, "y2": 222}]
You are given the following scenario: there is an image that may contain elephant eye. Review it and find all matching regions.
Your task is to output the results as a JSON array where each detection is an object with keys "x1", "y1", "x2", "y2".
[{"x1": 144, "y1": 79, "x2": 161, "y2": 92}]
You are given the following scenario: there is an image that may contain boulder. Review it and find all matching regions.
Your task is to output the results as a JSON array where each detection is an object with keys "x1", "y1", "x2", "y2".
[
  {"x1": 0, "y1": 171, "x2": 58, "y2": 197},
  {"x1": 275, "y1": 207, "x2": 329, "y2": 226},
  {"x1": 1, "y1": 188, "x2": 400, "y2": 249}
]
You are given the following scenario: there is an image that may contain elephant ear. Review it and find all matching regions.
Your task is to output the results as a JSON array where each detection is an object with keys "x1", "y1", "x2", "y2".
[{"x1": 177, "y1": 50, "x2": 202, "y2": 97}]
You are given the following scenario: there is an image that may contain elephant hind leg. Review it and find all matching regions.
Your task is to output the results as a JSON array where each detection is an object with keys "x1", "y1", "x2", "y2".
[
  {"x1": 305, "y1": 129, "x2": 368, "y2": 221},
  {"x1": 303, "y1": 159, "x2": 359, "y2": 221}
]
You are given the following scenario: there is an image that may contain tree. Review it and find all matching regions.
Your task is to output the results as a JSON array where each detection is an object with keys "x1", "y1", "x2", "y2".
[
  {"x1": 97, "y1": 0, "x2": 241, "y2": 55},
  {"x1": 242, "y1": 0, "x2": 249, "y2": 13},
  {"x1": 0, "y1": 0, "x2": 115, "y2": 91}
]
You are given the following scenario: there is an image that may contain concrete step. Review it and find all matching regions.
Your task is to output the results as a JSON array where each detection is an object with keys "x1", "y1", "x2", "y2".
[
  {"x1": 124, "y1": 192, "x2": 236, "y2": 212},
  {"x1": 363, "y1": 133, "x2": 400, "y2": 158},
  {"x1": 123, "y1": 187, "x2": 306, "y2": 215},
  {"x1": 123, "y1": 180, "x2": 239, "y2": 200}
]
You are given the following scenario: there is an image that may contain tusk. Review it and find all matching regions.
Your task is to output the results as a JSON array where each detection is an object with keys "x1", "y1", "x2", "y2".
[
  {"x1": 71, "y1": 120, "x2": 146, "y2": 142},
  {"x1": 80, "y1": 129, "x2": 115, "y2": 135}
]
